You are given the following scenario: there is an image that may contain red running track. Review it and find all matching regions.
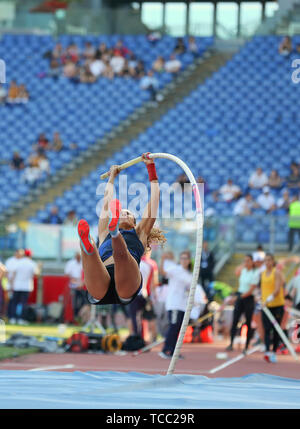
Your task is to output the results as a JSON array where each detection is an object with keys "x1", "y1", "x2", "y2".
[{"x1": 0, "y1": 339, "x2": 299, "y2": 378}]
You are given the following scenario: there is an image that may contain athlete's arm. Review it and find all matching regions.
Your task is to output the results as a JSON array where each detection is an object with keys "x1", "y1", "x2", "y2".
[
  {"x1": 273, "y1": 269, "x2": 282, "y2": 297},
  {"x1": 136, "y1": 154, "x2": 160, "y2": 245},
  {"x1": 98, "y1": 165, "x2": 120, "y2": 243}
]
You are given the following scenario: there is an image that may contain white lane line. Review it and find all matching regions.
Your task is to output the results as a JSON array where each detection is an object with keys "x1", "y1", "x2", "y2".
[
  {"x1": 208, "y1": 345, "x2": 261, "y2": 374},
  {"x1": 28, "y1": 364, "x2": 75, "y2": 372}
]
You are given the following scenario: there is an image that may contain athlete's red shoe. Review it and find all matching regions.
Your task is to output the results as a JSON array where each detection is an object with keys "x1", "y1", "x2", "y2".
[
  {"x1": 77, "y1": 219, "x2": 94, "y2": 254},
  {"x1": 109, "y1": 199, "x2": 121, "y2": 236}
]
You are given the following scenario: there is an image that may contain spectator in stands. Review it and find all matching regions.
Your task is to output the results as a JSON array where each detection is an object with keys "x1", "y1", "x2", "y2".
[
  {"x1": 0, "y1": 84, "x2": 7, "y2": 103},
  {"x1": 214, "y1": 179, "x2": 242, "y2": 202},
  {"x1": 82, "y1": 41, "x2": 96, "y2": 60},
  {"x1": 279, "y1": 36, "x2": 292, "y2": 57},
  {"x1": 174, "y1": 38, "x2": 186, "y2": 55},
  {"x1": 52, "y1": 131, "x2": 63, "y2": 152},
  {"x1": 17, "y1": 84, "x2": 29, "y2": 104},
  {"x1": 113, "y1": 40, "x2": 130, "y2": 58},
  {"x1": 64, "y1": 252, "x2": 84, "y2": 320},
  {"x1": 110, "y1": 52, "x2": 125, "y2": 76},
  {"x1": 277, "y1": 189, "x2": 291, "y2": 212},
  {"x1": 188, "y1": 36, "x2": 199, "y2": 57},
  {"x1": 36, "y1": 133, "x2": 50, "y2": 151},
  {"x1": 140, "y1": 70, "x2": 159, "y2": 102},
  {"x1": 286, "y1": 162, "x2": 300, "y2": 191},
  {"x1": 147, "y1": 31, "x2": 162, "y2": 45},
  {"x1": 135, "y1": 60, "x2": 146, "y2": 79},
  {"x1": 52, "y1": 43, "x2": 63, "y2": 61},
  {"x1": 288, "y1": 195, "x2": 300, "y2": 251},
  {"x1": 165, "y1": 54, "x2": 182, "y2": 74},
  {"x1": 9, "y1": 249, "x2": 39, "y2": 325},
  {"x1": 63, "y1": 59, "x2": 78, "y2": 80},
  {"x1": 6, "y1": 80, "x2": 19, "y2": 104},
  {"x1": 257, "y1": 186, "x2": 276, "y2": 213},
  {"x1": 199, "y1": 241, "x2": 215, "y2": 292},
  {"x1": 197, "y1": 176, "x2": 209, "y2": 195},
  {"x1": 64, "y1": 209, "x2": 78, "y2": 226},
  {"x1": 89, "y1": 52, "x2": 106, "y2": 79},
  {"x1": 268, "y1": 169, "x2": 283, "y2": 189},
  {"x1": 233, "y1": 193, "x2": 257, "y2": 216},
  {"x1": 176, "y1": 173, "x2": 189, "y2": 191},
  {"x1": 152, "y1": 56, "x2": 165, "y2": 73},
  {"x1": 37, "y1": 152, "x2": 50, "y2": 176},
  {"x1": 102, "y1": 58, "x2": 114, "y2": 79},
  {"x1": 96, "y1": 42, "x2": 109, "y2": 58},
  {"x1": 62, "y1": 43, "x2": 80, "y2": 64},
  {"x1": 79, "y1": 62, "x2": 97, "y2": 84},
  {"x1": 48, "y1": 58, "x2": 61, "y2": 79},
  {"x1": 44, "y1": 206, "x2": 63, "y2": 225},
  {"x1": 248, "y1": 167, "x2": 268, "y2": 189},
  {"x1": 22, "y1": 160, "x2": 42, "y2": 188},
  {"x1": 11, "y1": 151, "x2": 25, "y2": 171},
  {"x1": 127, "y1": 54, "x2": 139, "y2": 77}
]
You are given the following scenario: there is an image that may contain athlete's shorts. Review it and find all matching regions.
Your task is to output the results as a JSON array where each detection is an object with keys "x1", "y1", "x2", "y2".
[{"x1": 86, "y1": 264, "x2": 143, "y2": 306}]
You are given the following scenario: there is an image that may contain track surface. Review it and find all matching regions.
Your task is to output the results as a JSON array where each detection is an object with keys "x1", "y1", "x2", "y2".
[{"x1": 0, "y1": 339, "x2": 299, "y2": 378}]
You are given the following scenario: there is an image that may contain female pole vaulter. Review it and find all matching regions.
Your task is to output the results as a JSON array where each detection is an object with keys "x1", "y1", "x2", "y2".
[{"x1": 77, "y1": 152, "x2": 166, "y2": 306}]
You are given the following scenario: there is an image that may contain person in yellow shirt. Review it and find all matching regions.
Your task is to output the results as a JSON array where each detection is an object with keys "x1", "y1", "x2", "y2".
[{"x1": 261, "y1": 253, "x2": 285, "y2": 363}]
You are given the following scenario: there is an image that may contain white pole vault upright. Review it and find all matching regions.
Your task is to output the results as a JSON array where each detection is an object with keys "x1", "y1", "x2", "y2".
[{"x1": 101, "y1": 153, "x2": 204, "y2": 375}]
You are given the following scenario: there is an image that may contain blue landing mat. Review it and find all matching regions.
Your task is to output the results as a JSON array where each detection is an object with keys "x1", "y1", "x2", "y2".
[{"x1": 0, "y1": 371, "x2": 300, "y2": 409}]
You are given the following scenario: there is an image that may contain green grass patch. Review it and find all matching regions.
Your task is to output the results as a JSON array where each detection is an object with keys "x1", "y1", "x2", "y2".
[{"x1": 0, "y1": 346, "x2": 39, "y2": 360}]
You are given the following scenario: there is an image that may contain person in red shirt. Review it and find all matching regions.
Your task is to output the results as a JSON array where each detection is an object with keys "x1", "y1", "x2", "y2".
[{"x1": 113, "y1": 40, "x2": 131, "y2": 58}]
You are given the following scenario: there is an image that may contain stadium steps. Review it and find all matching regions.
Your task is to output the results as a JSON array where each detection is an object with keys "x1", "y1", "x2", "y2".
[
  {"x1": 0, "y1": 48, "x2": 238, "y2": 225},
  {"x1": 215, "y1": 252, "x2": 297, "y2": 290}
]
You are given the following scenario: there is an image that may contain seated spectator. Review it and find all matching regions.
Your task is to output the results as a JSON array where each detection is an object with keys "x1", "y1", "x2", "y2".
[
  {"x1": 277, "y1": 189, "x2": 291, "y2": 212},
  {"x1": 96, "y1": 42, "x2": 109, "y2": 58},
  {"x1": 22, "y1": 161, "x2": 41, "y2": 187},
  {"x1": 174, "y1": 38, "x2": 186, "y2": 55},
  {"x1": 127, "y1": 54, "x2": 139, "y2": 77},
  {"x1": 110, "y1": 52, "x2": 125, "y2": 76},
  {"x1": 0, "y1": 84, "x2": 7, "y2": 103},
  {"x1": 82, "y1": 41, "x2": 96, "y2": 60},
  {"x1": 248, "y1": 167, "x2": 268, "y2": 189},
  {"x1": 36, "y1": 133, "x2": 50, "y2": 151},
  {"x1": 102, "y1": 59, "x2": 114, "y2": 79},
  {"x1": 286, "y1": 162, "x2": 300, "y2": 190},
  {"x1": 79, "y1": 62, "x2": 97, "y2": 84},
  {"x1": 135, "y1": 60, "x2": 146, "y2": 79},
  {"x1": 152, "y1": 56, "x2": 165, "y2": 73},
  {"x1": 197, "y1": 176, "x2": 209, "y2": 195},
  {"x1": 268, "y1": 169, "x2": 282, "y2": 189},
  {"x1": 48, "y1": 58, "x2": 61, "y2": 79},
  {"x1": 140, "y1": 70, "x2": 159, "y2": 102},
  {"x1": 64, "y1": 210, "x2": 78, "y2": 226},
  {"x1": 188, "y1": 36, "x2": 199, "y2": 57},
  {"x1": 89, "y1": 53, "x2": 106, "y2": 78},
  {"x1": 113, "y1": 40, "x2": 130, "y2": 58},
  {"x1": 17, "y1": 84, "x2": 29, "y2": 104},
  {"x1": 214, "y1": 179, "x2": 242, "y2": 202},
  {"x1": 257, "y1": 186, "x2": 276, "y2": 213},
  {"x1": 38, "y1": 153, "x2": 50, "y2": 176},
  {"x1": 147, "y1": 31, "x2": 162, "y2": 45},
  {"x1": 11, "y1": 151, "x2": 25, "y2": 171},
  {"x1": 62, "y1": 43, "x2": 80, "y2": 64},
  {"x1": 6, "y1": 80, "x2": 19, "y2": 103},
  {"x1": 52, "y1": 131, "x2": 63, "y2": 152},
  {"x1": 164, "y1": 54, "x2": 182, "y2": 74},
  {"x1": 44, "y1": 206, "x2": 63, "y2": 225},
  {"x1": 233, "y1": 193, "x2": 257, "y2": 216},
  {"x1": 63, "y1": 60, "x2": 78, "y2": 80},
  {"x1": 279, "y1": 36, "x2": 292, "y2": 56},
  {"x1": 52, "y1": 43, "x2": 63, "y2": 61},
  {"x1": 177, "y1": 173, "x2": 189, "y2": 191}
]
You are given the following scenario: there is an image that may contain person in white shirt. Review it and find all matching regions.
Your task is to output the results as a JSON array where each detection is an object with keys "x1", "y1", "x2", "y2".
[
  {"x1": 216, "y1": 179, "x2": 241, "y2": 202},
  {"x1": 5, "y1": 249, "x2": 24, "y2": 321},
  {"x1": 164, "y1": 54, "x2": 182, "y2": 74},
  {"x1": 89, "y1": 56, "x2": 106, "y2": 78},
  {"x1": 257, "y1": 186, "x2": 276, "y2": 213},
  {"x1": 190, "y1": 284, "x2": 208, "y2": 322},
  {"x1": 248, "y1": 167, "x2": 268, "y2": 189},
  {"x1": 10, "y1": 249, "x2": 39, "y2": 324},
  {"x1": 158, "y1": 250, "x2": 192, "y2": 359},
  {"x1": 140, "y1": 70, "x2": 159, "y2": 101},
  {"x1": 233, "y1": 193, "x2": 257, "y2": 215},
  {"x1": 110, "y1": 54, "x2": 125, "y2": 75},
  {"x1": 64, "y1": 252, "x2": 84, "y2": 319}
]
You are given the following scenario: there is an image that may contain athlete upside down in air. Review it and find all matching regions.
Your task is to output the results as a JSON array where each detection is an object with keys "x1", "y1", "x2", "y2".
[{"x1": 77, "y1": 153, "x2": 166, "y2": 306}]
